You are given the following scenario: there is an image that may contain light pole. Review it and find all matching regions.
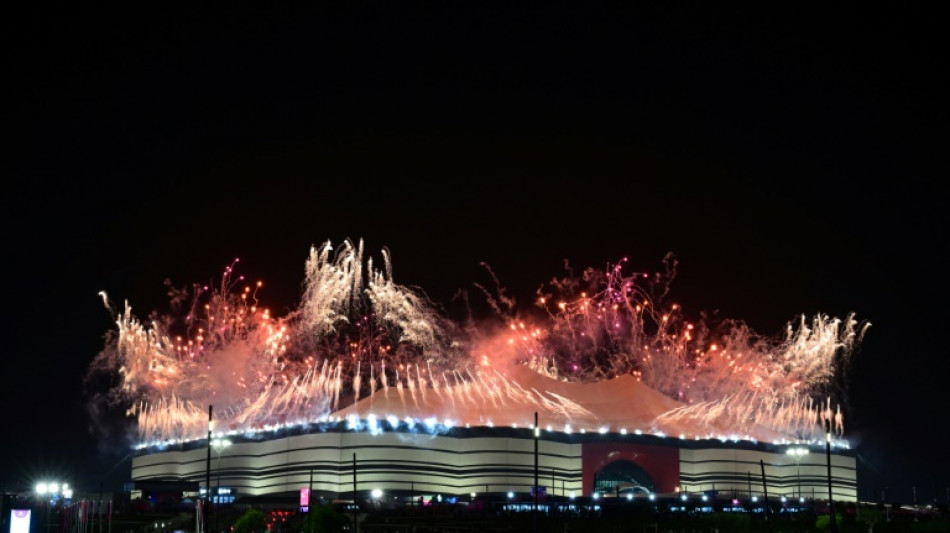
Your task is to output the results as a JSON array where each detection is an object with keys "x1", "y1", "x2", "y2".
[
  {"x1": 205, "y1": 406, "x2": 213, "y2": 533},
  {"x1": 308, "y1": 469, "x2": 314, "y2": 533},
  {"x1": 824, "y1": 420, "x2": 837, "y2": 533},
  {"x1": 98, "y1": 481, "x2": 103, "y2": 533},
  {"x1": 883, "y1": 486, "x2": 889, "y2": 521},
  {"x1": 211, "y1": 438, "x2": 232, "y2": 533},
  {"x1": 786, "y1": 447, "x2": 809, "y2": 500},
  {"x1": 35, "y1": 482, "x2": 51, "y2": 533},
  {"x1": 533, "y1": 411, "x2": 539, "y2": 533},
  {"x1": 35, "y1": 481, "x2": 68, "y2": 533}
]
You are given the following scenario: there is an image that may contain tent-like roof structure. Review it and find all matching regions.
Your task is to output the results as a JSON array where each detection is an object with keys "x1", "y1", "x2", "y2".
[{"x1": 333, "y1": 364, "x2": 782, "y2": 441}]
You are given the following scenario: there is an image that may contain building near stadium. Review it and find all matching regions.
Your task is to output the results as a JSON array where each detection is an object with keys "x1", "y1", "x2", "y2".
[{"x1": 130, "y1": 366, "x2": 856, "y2": 504}]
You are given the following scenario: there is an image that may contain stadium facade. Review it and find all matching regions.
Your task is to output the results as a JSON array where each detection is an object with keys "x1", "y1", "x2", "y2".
[{"x1": 131, "y1": 423, "x2": 857, "y2": 503}]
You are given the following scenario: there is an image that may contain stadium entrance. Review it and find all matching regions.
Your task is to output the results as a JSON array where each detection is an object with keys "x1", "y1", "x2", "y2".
[{"x1": 594, "y1": 460, "x2": 655, "y2": 496}]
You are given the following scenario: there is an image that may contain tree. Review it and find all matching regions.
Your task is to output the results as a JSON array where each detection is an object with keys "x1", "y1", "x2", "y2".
[
  {"x1": 815, "y1": 513, "x2": 843, "y2": 531},
  {"x1": 310, "y1": 504, "x2": 348, "y2": 533},
  {"x1": 858, "y1": 506, "x2": 882, "y2": 532},
  {"x1": 232, "y1": 509, "x2": 266, "y2": 533}
]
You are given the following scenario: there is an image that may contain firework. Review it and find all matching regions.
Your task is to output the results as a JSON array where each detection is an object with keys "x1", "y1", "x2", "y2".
[{"x1": 87, "y1": 239, "x2": 868, "y2": 448}]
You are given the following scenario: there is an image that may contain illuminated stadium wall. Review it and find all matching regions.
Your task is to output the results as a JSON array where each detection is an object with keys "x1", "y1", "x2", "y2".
[
  {"x1": 131, "y1": 425, "x2": 856, "y2": 502},
  {"x1": 678, "y1": 447, "x2": 856, "y2": 501}
]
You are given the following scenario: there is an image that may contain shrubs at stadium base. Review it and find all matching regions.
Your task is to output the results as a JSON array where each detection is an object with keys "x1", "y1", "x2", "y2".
[{"x1": 232, "y1": 509, "x2": 266, "y2": 533}]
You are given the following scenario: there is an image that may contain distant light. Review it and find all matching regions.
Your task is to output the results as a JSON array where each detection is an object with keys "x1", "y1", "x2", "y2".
[
  {"x1": 752, "y1": 496, "x2": 758, "y2": 502},
  {"x1": 48, "y1": 484, "x2": 59, "y2": 494},
  {"x1": 626, "y1": 494, "x2": 633, "y2": 501},
  {"x1": 371, "y1": 489, "x2": 382, "y2": 499},
  {"x1": 507, "y1": 492, "x2": 514, "y2": 499},
  {"x1": 593, "y1": 493, "x2": 600, "y2": 500},
  {"x1": 681, "y1": 494, "x2": 687, "y2": 501},
  {"x1": 648, "y1": 494, "x2": 656, "y2": 501},
  {"x1": 701, "y1": 495, "x2": 708, "y2": 502},
  {"x1": 36, "y1": 483, "x2": 48, "y2": 495},
  {"x1": 569, "y1": 492, "x2": 576, "y2": 500}
]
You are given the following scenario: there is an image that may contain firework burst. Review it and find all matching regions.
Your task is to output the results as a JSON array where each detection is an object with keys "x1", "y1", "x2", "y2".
[{"x1": 86, "y1": 239, "x2": 868, "y2": 447}]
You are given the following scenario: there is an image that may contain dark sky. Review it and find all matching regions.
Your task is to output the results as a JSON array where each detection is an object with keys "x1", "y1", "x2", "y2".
[{"x1": 6, "y1": 5, "x2": 945, "y2": 505}]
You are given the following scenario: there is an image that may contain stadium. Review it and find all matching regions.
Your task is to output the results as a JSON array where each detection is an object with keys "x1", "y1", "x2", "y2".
[
  {"x1": 104, "y1": 241, "x2": 862, "y2": 508},
  {"x1": 129, "y1": 365, "x2": 857, "y2": 505}
]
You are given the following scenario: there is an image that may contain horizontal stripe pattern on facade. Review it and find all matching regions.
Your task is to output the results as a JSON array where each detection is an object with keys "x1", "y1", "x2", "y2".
[
  {"x1": 679, "y1": 448, "x2": 857, "y2": 501},
  {"x1": 132, "y1": 425, "x2": 857, "y2": 501}
]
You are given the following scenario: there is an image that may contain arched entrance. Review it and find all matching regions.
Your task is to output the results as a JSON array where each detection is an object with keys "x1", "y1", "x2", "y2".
[
  {"x1": 582, "y1": 442, "x2": 679, "y2": 494},
  {"x1": 594, "y1": 459, "x2": 655, "y2": 495}
]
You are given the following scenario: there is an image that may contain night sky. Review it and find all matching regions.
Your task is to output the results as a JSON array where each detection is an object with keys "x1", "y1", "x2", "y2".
[{"x1": 6, "y1": 6, "x2": 945, "y2": 505}]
